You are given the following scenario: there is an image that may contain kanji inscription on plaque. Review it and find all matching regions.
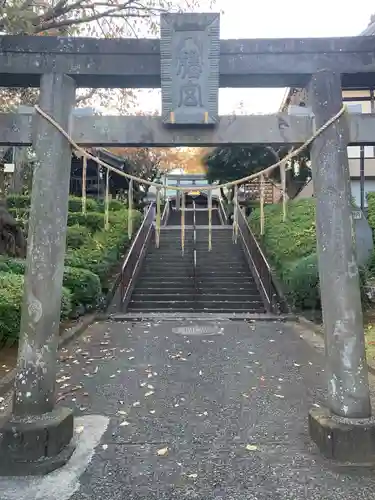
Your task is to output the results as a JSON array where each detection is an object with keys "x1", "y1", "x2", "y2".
[{"x1": 160, "y1": 13, "x2": 220, "y2": 126}]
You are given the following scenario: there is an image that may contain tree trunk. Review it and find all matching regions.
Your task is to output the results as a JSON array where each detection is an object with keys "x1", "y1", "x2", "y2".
[{"x1": 0, "y1": 201, "x2": 27, "y2": 258}]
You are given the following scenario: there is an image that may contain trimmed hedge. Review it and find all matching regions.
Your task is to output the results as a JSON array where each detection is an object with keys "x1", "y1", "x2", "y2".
[
  {"x1": 65, "y1": 210, "x2": 142, "y2": 286},
  {"x1": 7, "y1": 194, "x2": 99, "y2": 213},
  {"x1": 0, "y1": 206, "x2": 142, "y2": 344},
  {"x1": 249, "y1": 198, "x2": 373, "y2": 311},
  {"x1": 7, "y1": 194, "x2": 125, "y2": 214},
  {"x1": 250, "y1": 199, "x2": 316, "y2": 272},
  {"x1": 0, "y1": 272, "x2": 72, "y2": 346},
  {"x1": 0, "y1": 258, "x2": 102, "y2": 313},
  {"x1": 62, "y1": 266, "x2": 102, "y2": 311},
  {"x1": 97, "y1": 199, "x2": 125, "y2": 212},
  {"x1": 9, "y1": 209, "x2": 128, "y2": 233},
  {"x1": 66, "y1": 225, "x2": 92, "y2": 249},
  {"x1": 367, "y1": 192, "x2": 375, "y2": 238},
  {"x1": 249, "y1": 199, "x2": 318, "y2": 309}
]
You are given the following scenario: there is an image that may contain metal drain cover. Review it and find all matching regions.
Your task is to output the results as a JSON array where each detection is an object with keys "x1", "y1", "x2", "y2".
[{"x1": 172, "y1": 324, "x2": 223, "y2": 336}]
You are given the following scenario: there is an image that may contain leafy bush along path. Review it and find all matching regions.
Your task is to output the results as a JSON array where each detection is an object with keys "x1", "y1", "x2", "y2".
[
  {"x1": 249, "y1": 199, "x2": 320, "y2": 310},
  {"x1": 0, "y1": 195, "x2": 142, "y2": 346},
  {"x1": 249, "y1": 198, "x2": 371, "y2": 311}
]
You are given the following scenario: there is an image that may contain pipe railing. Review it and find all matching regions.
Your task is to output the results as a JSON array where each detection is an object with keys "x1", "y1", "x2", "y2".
[
  {"x1": 218, "y1": 197, "x2": 229, "y2": 224},
  {"x1": 161, "y1": 199, "x2": 170, "y2": 226},
  {"x1": 120, "y1": 203, "x2": 154, "y2": 310},
  {"x1": 236, "y1": 208, "x2": 289, "y2": 313}
]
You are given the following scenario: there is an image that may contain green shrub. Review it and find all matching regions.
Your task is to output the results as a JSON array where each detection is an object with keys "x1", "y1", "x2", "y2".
[
  {"x1": 250, "y1": 198, "x2": 316, "y2": 272},
  {"x1": 65, "y1": 231, "x2": 130, "y2": 283},
  {"x1": 367, "y1": 192, "x2": 375, "y2": 239},
  {"x1": 65, "y1": 209, "x2": 141, "y2": 284},
  {"x1": 0, "y1": 272, "x2": 72, "y2": 346},
  {"x1": 68, "y1": 196, "x2": 99, "y2": 213},
  {"x1": 7, "y1": 195, "x2": 101, "y2": 213},
  {"x1": 66, "y1": 225, "x2": 91, "y2": 249},
  {"x1": 282, "y1": 253, "x2": 320, "y2": 310},
  {"x1": 0, "y1": 258, "x2": 26, "y2": 274},
  {"x1": 6, "y1": 195, "x2": 30, "y2": 209},
  {"x1": 63, "y1": 266, "x2": 102, "y2": 311},
  {"x1": 8, "y1": 207, "x2": 29, "y2": 221},
  {"x1": 249, "y1": 198, "x2": 374, "y2": 311},
  {"x1": 0, "y1": 257, "x2": 102, "y2": 312},
  {"x1": 97, "y1": 199, "x2": 125, "y2": 212},
  {"x1": 67, "y1": 212, "x2": 104, "y2": 232}
]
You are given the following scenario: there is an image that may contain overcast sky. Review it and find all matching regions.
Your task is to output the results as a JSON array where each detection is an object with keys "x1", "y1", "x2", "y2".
[{"x1": 133, "y1": 0, "x2": 375, "y2": 115}]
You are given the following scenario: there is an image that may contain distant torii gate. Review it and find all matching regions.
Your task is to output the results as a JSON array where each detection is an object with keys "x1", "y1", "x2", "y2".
[{"x1": 0, "y1": 13, "x2": 374, "y2": 474}]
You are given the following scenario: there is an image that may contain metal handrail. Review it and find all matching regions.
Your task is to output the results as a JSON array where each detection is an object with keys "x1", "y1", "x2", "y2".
[
  {"x1": 161, "y1": 199, "x2": 170, "y2": 225},
  {"x1": 237, "y1": 208, "x2": 289, "y2": 313},
  {"x1": 193, "y1": 201, "x2": 198, "y2": 309},
  {"x1": 218, "y1": 197, "x2": 229, "y2": 224},
  {"x1": 120, "y1": 203, "x2": 154, "y2": 309}
]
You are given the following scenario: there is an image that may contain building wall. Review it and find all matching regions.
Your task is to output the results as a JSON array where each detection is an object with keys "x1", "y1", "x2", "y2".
[{"x1": 288, "y1": 88, "x2": 375, "y2": 206}]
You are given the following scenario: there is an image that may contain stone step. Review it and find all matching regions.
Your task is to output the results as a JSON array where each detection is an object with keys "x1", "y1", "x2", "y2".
[
  {"x1": 127, "y1": 303, "x2": 265, "y2": 313},
  {"x1": 131, "y1": 293, "x2": 263, "y2": 301},
  {"x1": 128, "y1": 299, "x2": 263, "y2": 307}
]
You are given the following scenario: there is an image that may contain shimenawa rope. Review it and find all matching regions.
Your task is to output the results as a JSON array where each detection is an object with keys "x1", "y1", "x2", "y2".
[{"x1": 34, "y1": 104, "x2": 347, "y2": 246}]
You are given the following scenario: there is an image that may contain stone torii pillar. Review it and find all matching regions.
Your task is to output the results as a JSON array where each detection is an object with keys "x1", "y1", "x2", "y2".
[
  {"x1": 307, "y1": 69, "x2": 375, "y2": 463},
  {"x1": 0, "y1": 74, "x2": 76, "y2": 475}
]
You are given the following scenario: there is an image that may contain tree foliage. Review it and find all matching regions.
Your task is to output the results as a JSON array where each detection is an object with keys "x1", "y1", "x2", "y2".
[
  {"x1": 0, "y1": 0, "x2": 216, "y2": 111},
  {"x1": 203, "y1": 145, "x2": 311, "y2": 199}
]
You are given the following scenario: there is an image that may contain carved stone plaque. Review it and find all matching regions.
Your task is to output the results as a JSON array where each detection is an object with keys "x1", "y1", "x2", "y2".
[{"x1": 160, "y1": 13, "x2": 220, "y2": 126}]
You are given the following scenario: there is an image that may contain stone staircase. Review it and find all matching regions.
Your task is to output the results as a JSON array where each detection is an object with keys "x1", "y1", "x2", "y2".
[
  {"x1": 127, "y1": 229, "x2": 195, "y2": 312},
  {"x1": 127, "y1": 224, "x2": 265, "y2": 314},
  {"x1": 194, "y1": 228, "x2": 265, "y2": 313}
]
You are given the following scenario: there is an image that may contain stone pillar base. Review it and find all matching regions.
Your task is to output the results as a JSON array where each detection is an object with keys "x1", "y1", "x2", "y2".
[
  {"x1": 0, "y1": 407, "x2": 75, "y2": 476},
  {"x1": 309, "y1": 406, "x2": 375, "y2": 464}
]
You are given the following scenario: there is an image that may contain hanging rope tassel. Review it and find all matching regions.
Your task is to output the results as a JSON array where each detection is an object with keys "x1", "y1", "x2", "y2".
[
  {"x1": 82, "y1": 154, "x2": 87, "y2": 215},
  {"x1": 260, "y1": 174, "x2": 265, "y2": 236},
  {"x1": 232, "y1": 185, "x2": 239, "y2": 243},
  {"x1": 128, "y1": 178, "x2": 133, "y2": 240},
  {"x1": 155, "y1": 187, "x2": 161, "y2": 248},
  {"x1": 280, "y1": 161, "x2": 287, "y2": 222},
  {"x1": 181, "y1": 191, "x2": 185, "y2": 256},
  {"x1": 208, "y1": 189, "x2": 212, "y2": 251},
  {"x1": 104, "y1": 168, "x2": 110, "y2": 231}
]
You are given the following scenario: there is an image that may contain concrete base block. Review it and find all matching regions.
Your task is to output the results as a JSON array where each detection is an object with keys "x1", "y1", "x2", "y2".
[
  {"x1": 0, "y1": 407, "x2": 75, "y2": 476},
  {"x1": 309, "y1": 406, "x2": 375, "y2": 464}
]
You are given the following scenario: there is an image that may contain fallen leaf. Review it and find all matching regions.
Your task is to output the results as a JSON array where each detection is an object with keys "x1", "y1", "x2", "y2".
[
  {"x1": 246, "y1": 444, "x2": 258, "y2": 451},
  {"x1": 157, "y1": 447, "x2": 169, "y2": 457}
]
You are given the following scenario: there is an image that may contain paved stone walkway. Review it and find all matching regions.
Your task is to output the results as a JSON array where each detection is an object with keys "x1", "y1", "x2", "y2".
[{"x1": 3, "y1": 318, "x2": 375, "y2": 499}]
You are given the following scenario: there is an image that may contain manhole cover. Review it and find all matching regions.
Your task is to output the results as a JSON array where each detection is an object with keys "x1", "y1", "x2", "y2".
[{"x1": 172, "y1": 324, "x2": 223, "y2": 336}]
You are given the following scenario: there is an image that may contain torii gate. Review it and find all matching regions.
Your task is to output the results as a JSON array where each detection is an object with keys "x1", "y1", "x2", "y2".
[{"x1": 0, "y1": 13, "x2": 374, "y2": 474}]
